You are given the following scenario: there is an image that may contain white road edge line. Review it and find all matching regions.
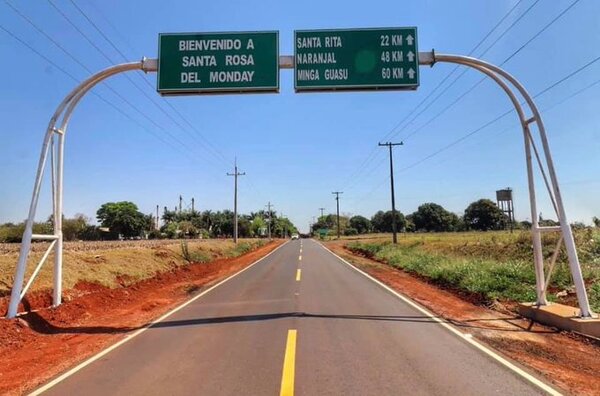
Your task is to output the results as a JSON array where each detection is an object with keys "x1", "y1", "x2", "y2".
[
  {"x1": 29, "y1": 241, "x2": 290, "y2": 396},
  {"x1": 317, "y1": 240, "x2": 562, "y2": 396}
]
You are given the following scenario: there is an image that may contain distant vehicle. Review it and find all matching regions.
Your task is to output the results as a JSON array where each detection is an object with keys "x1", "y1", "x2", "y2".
[{"x1": 291, "y1": 234, "x2": 299, "y2": 240}]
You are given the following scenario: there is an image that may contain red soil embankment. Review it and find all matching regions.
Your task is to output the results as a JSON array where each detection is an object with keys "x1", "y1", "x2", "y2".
[{"x1": 0, "y1": 240, "x2": 283, "y2": 396}]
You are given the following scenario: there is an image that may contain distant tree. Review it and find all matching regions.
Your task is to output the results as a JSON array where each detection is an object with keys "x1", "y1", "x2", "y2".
[
  {"x1": 411, "y1": 203, "x2": 459, "y2": 232},
  {"x1": 570, "y1": 221, "x2": 588, "y2": 230},
  {"x1": 178, "y1": 220, "x2": 199, "y2": 238},
  {"x1": 349, "y1": 215, "x2": 371, "y2": 234},
  {"x1": 210, "y1": 210, "x2": 234, "y2": 237},
  {"x1": 273, "y1": 216, "x2": 298, "y2": 238},
  {"x1": 238, "y1": 216, "x2": 252, "y2": 238},
  {"x1": 62, "y1": 214, "x2": 91, "y2": 241},
  {"x1": 312, "y1": 214, "x2": 348, "y2": 235},
  {"x1": 538, "y1": 213, "x2": 559, "y2": 227},
  {"x1": 163, "y1": 222, "x2": 180, "y2": 239},
  {"x1": 405, "y1": 214, "x2": 416, "y2": 232},
  {"x1": 162, "y1": 207, "x2": 177, "y2": 224},
  {"x1": 344, "y1": 227, "x2": 358, "y2": 236},
  {"x1": 370, "y1": 211, "x2": 386, "y2": 233},
  {"x1": 519, "y1": 220, "x2": 532, "y2": 230},
  {"x1": 0, "y1": 222, "x2": 52, "y2": 243},
  {"x1": 593, "y1": 217, "x2": 600, "y2": 228},
  {"x1": 371, "y1": 210, "x2": 406, "y2": 233},
  {"x1": 251, "y1": 215, "x2": 266, "y2": 237},
  {"x1": 96, "y1": 201, "x2": 149, "y2": 238},
  {"x1": 463, "y1": 199, "x2": 506, "y2": 231}
]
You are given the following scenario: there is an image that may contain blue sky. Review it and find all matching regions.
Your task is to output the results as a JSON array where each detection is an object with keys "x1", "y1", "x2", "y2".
[{"x1": 1, "y1": 0, "x2": 599, "y2": 232}]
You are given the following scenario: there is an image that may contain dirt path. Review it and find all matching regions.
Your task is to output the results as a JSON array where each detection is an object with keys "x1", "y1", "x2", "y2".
[
  {"x1": 325, "y1": 240, "x2": 600, "y2": 396},
  {"x1": 0, "y1": 240, "x2": 283, "y2": 396}
]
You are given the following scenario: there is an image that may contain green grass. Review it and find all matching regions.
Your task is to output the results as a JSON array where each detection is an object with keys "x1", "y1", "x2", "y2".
[
  {"x1": 225, "y1": 240, "x2": 266, "y2": 258},
  {"x1": 346, "y1": 230, "x2": 600, "y2": 311}
]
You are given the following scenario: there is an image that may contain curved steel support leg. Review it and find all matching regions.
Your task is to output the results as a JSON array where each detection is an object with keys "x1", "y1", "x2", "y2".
[
  {"x1": 7, "y1": 59, "x2": 156, "y2": 318},
  {"x1": 431, "y1": 53, "x2": 592, "y2": 317}
]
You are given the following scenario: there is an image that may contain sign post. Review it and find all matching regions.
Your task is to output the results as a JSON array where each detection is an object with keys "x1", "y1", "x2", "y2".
[
  {"x1": 158, "y1": 31, "x2": 279, "y2": 95},
  {"x1": 294, "y1": 27, "x2": 419, "y2": 92}
]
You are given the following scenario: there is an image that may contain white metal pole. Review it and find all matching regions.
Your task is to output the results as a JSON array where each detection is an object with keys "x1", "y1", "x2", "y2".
[
  {"x1": 7, "y1": 133, "x2": 55, "y2": 318},
  {"x1": 53, "y1": 131, "x2": 64, "y2": 306},
  {"x1": 523, "y1": 127, "x2": 547, "y2": 304},
  {"x1": 7, "y1": 59, "x2": 157, "y2": 318},
  {"x1": 426, "y1": 52, "x2": 592, "y2": 316}
]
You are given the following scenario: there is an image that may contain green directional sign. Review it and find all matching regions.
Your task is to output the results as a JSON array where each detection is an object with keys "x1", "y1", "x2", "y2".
[
  {"x1": 157, "y1": 31, "x2": 279, "y2": 95},
  {"x1": 294, "y1": 27, "x2": 419, "y2": 92}
]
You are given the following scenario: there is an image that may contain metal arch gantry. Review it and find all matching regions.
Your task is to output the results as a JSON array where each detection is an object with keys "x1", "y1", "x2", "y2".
[
  {"x1": 419, "y1": 52, "x2": 592, "y2": 317},
  {"x1": 6, "y1": 58, "x2": 157, "y2": 318},
  {"x1": 6, "y1": 51, "x2": 594, "y2": 318}
]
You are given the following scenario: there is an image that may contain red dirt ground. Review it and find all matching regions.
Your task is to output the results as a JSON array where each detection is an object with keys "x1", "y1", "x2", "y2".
[
  {"x1": 326, "y1": 241, "x2": 600, "y2": 396},
  {"x1": 0, "y1": 240, "x2": 283, "y2": 396}
]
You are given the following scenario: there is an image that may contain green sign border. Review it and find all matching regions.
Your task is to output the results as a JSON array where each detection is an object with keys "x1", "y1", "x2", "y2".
[
  {"x1": 294, "y1": 27, "x2": 419, "y2": 92},
  {"x1": 157, "y1": 30, "x2": 280, "y2": 95}
]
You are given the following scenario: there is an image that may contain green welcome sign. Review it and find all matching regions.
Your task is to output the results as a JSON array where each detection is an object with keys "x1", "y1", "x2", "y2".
[
  {"x1": 294, "y1": 27, "x2": 419, "y2": 92},
  {"x1": 157, "y1": 28, "x2": 419, "y2": 94},
  {"x1": 157, "y1": 31, "x2": 279, "y2": 95}
]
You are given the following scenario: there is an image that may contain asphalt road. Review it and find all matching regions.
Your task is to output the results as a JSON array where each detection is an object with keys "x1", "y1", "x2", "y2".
[{"x1": 37, "y1": 239, "x2": 555, "y2": 395}]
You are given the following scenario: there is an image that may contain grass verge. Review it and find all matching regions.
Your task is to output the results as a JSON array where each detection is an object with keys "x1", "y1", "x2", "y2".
[
  {"x1": 0, "y1": 239, "x2": 269, "y2": 295},
  {"x1": 346, "y1": 232, "x2": 600, "y2": 311}
]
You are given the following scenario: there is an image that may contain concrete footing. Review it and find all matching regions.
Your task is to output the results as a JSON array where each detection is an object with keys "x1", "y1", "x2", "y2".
[{"x1": 518, "y1": 302, "x2": 600, "y2": 339}]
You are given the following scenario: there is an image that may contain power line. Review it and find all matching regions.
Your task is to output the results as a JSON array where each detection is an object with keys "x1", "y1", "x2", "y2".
[
  {"x1": 44, "y1": 0, "x2": 224, "y2": 169},
  {"x1": 391, "y1": 0, "x2": 544, "y2": 142},
  {"x1": 388, "y1": 0, "x2": 537, "y2": 143},
  {"x1": 67, "y1": 0, "x2": 232, "y2": 167},
  {"x1": 398, "y1": 54, "x2": 600, "y2": 173},
  {"x1": 18, "y1": 0, "x2": 211, "y2": 164},
  {"x1": 340, "y1": 0, "x2": 530, "y2": 191},
  {"x1": 502, "y1": 0, "x2": 581, "y2": 65},
  {"x1": 0, "y1": 22, "x2": 197, "y2": 161},
  {"x1": 393, "y1": 0, "x2": 581, "y2": 143},
  {"x1": 381, "y1": 0, "x2": 528, "y2": 143},
  {"x1": 350, "y1": 55, "x2": 600, "y2": 208}
]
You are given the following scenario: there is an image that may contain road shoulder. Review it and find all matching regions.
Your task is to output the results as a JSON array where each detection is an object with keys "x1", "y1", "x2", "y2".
[
  {"x1": 323, "y1": 239, "x2": 600, "y2": 396},
  {"x1": 0, "y1": 240, "x2": 285, "y2": 396}
]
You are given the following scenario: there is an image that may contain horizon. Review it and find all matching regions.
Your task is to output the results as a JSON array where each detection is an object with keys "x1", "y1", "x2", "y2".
[{"x1": 1, "y1": 0, "x2": 599, "y2": 232}]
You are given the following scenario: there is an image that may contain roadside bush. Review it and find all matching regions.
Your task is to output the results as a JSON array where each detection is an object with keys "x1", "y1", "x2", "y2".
[
  {"x1": 344, "y1": 227, "x2": 358, "y2": 236},
  {"x1": 347, "y1": 242, "x2": 385, "y2": 258},
  {"x1": 147, "y1": 229, "x2": 162, "y2": 240},
  {"x1": 0, "y1": 222, "x2": 52, "y2": 243},
  {"x1": 350, "y1": 242, "x2": 549, "y2": 304},
  {"x1": 180, "y1": 241, "x2": 212, "y2": 263},
  {"x1": 227, "y1": 242, "x2": 253, "y2": 257}
]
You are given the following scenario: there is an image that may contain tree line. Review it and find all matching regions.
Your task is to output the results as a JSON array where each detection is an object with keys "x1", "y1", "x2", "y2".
[
  {"x1": 0, "y1": 201, "x2": 298, "y2": 242},
  {"x1": 311, "y1": 198, "x2": 594, "y2": 236}
]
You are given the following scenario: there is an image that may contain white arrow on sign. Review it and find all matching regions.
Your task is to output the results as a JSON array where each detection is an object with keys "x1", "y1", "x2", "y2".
[
  {"x1": 407, "y1": 68, "x2": 415, "y2": 79},
  {"x1": 406, "y1": 34, "x2": 414, "y2": 46},
  {"x1": 407, "y1": 51, "x2": 415, "y2": 62}
]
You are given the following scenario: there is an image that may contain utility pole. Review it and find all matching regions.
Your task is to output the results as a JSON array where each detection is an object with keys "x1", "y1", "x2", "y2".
[
  {"x1": 332, "y1": 192, "x2": 343, "y2": 239},
  {"x1": 191, "y1": 197, "x2": 195, "y2": 213},
  {"x1": 319, "y1": 207, "x2": 325, "y2": 219},
  {"x1": 266, "y1": 202, "x2": 273, "y2": 241},
  {"x1": 156, "y1": 205, "x2": 159, "y2": 230},
  {"x1": 179, "y1": 195, "x2": 183, "y2": 213},
  {"x1": 379, "y1": 141, "x2": 403, "y2": 244},
  {"x1": 227, "y1": 159, "x2": 246, "y2": 244}
]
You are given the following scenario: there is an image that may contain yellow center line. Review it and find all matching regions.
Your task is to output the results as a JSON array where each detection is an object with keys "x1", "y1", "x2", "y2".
[
  {"x1": 280, "y1": 329, "x2": 297, "y2": 396},
  {"x1": 296, "y1": 269, "x2": 301, "y2": 281}
]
